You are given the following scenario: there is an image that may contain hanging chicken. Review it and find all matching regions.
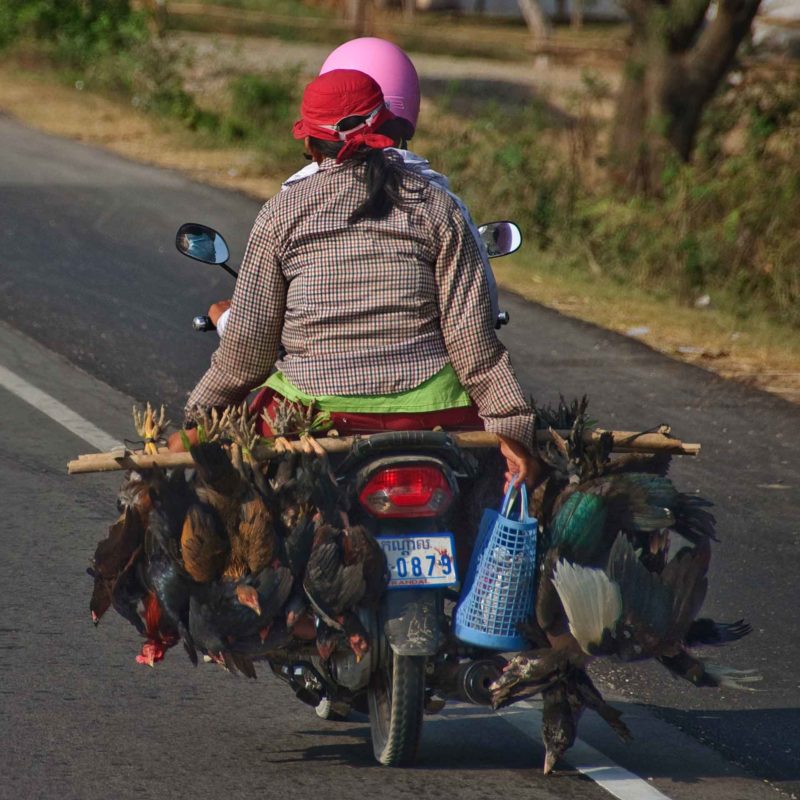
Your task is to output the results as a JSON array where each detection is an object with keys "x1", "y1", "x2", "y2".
[{"x1": 490, "y1": 400, "x2": 755, "y2": 773}]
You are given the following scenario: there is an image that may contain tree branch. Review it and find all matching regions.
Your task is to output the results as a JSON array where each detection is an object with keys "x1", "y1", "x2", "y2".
[
  {"x1": 665, "y1": 0, "x2": 712, "y2": 52},
  {"x1": 517, "y1": 0, "x2": 551, "y2": 39},
  {"x1": 685, "y1": 0, "x2": 761, "y2": 96}
]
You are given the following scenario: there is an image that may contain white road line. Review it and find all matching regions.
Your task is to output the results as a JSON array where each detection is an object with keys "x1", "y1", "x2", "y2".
[
  {"x1": 496, "y1": 701, "x2": 672, "y2": 800},
  {"x1": 0, "y1": 364, "x2": 121, "y2": 451}
]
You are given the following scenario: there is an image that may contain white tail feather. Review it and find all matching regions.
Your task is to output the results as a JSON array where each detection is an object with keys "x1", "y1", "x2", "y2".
[{"x1": 552, "y1": 560, "x2": 622, "y2": 654}]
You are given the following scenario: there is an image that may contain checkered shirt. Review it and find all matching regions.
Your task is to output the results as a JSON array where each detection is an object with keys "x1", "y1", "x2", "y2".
[{"x1": 186, "y1": 158, "x2": 534, "y2": 446}]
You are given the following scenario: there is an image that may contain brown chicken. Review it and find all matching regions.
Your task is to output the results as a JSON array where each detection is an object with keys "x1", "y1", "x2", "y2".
[
  {"x1": 116, "y1": 471, "x2": 153, "y2": 519},
  {"x1": 88, "y1": 506, "x2": 146, "y2": 625},
  {"x1": 223, "y1": 476, "x2": 279, "y2": 580},
  {"x1": 180, "y1": 503, "x2": 228, "y2": 583}
]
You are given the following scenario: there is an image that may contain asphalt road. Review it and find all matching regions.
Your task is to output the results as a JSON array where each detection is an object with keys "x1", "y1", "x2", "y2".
[{"x1": 1, "y1": 114, "x2": 798, "y2": 800}]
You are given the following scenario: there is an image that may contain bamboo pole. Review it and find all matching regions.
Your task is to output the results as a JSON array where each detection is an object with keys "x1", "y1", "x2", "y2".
[{"x1": 67, "y1": 429, "x2": 700, "y2": 475}]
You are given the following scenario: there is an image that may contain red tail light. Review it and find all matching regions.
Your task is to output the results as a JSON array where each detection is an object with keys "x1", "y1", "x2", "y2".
[{"x1": 359, "y1": 466, "x2": 454, "y2": 518}]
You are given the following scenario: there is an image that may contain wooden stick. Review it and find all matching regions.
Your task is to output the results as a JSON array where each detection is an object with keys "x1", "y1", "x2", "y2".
[{"x1": 67, "y1": 429, "x2": 699, "y2": 474}]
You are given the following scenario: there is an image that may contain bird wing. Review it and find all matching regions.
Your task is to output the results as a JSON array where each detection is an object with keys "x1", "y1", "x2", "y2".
[
  {"x1": 344, "y1": 526, "x2": 389, "y2": 603},
  {"x1": 239, "y1": 491, "x2": 277, "y2": 575},
  {"x1": 548, "y1": 491, "x2": 609, "y2": 563},
  {"x1": 180, "y1": 503, "x2": 229, "y2": 583},
  {"x1": 551, "y1": 559, "x2": 622, "y2": 655},
  {"x1": 660, "y1": 543, "x2": 710, "y2": 640},
  {"x1": 91, "y1": 507, "x2": 145, "y2": 577},
  {"x1": 303, "y1": 537, "x2": 346, "y2": 628},
  {"x1": 673, "y1": 494, "x2": 718, "y2": 543},
  {"x1": 606, "y1": 534, "x2": 674, "y2": 649},
  {"x1": 252, "y1": 565, "x2": 294, "y2": 622}
]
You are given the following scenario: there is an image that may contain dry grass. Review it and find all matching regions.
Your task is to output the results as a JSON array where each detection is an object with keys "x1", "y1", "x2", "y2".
[
  {"x1": 494, "y1": 254, "x2": 800, "y2": 402},
  {"x1": 1, "y1": 58, "x2": 797, "y2": 404}
]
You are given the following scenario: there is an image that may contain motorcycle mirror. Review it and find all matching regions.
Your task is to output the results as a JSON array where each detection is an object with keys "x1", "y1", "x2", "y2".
[
  {"x1": 175, "y1": 223, "x2": 232, "y2": 267},
  {"x1": 477, "y1": 221, "x2": 522, "y2": 258}
]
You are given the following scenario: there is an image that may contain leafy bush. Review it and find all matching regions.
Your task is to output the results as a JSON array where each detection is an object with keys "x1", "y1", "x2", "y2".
[
  {"x1": 0, "y1": 0, "x2": 147, "y2": 64},
  {"x1": 0, "y1": 0, "x2": 215, "y2": 133},
  {"x1": 421, "y1": 67, "x2": 800, "y2": 328}
]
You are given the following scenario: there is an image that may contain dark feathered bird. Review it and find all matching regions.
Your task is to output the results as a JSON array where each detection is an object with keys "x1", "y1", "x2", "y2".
[
  {"x1": 273, "y1": 450, "x2": 344, "y2": 573},
  {"x1": 147, "y1": 549, "x2": 198, "y2": 664},
  {"x1": 146, "y1": 468, "x2": 196, "y2": 548},
  {"x1": 190, "y1": 442, "x2": 246, "y2": 534},
  {"x1": 303, "y1": 524, "x2": 387, "y2": 661},
  {"x1": 550, "y1": 534, "x2": 709, "y2": 661},
  {"x1": 187, "y1": 565, "x2": 293, "y2": 676},
  {"x1": 490, "y1": 398, "x2": 753, "y2": 773},
  {"x1": 535, "y1": 468, "x2": 717, "y2": 645},
  {"x1": 108, "y1": 553, "x2": 148, "y2": 636},
  {"x1": 88, "y1": 507, "x2": 146, "y2": 625},
  {"x1": 540, "y1": 667, "x2": 632, "y2": 775}
]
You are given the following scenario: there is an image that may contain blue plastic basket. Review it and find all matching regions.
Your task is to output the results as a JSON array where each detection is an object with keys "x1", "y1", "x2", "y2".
[{"x1": 454, "y1": 484, "x2": 538, "y2": 650}]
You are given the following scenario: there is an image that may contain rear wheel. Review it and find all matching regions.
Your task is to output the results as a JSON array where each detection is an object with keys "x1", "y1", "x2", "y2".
[{"x1": 368, "y1": 652, "x2": 426, "y2": 766}]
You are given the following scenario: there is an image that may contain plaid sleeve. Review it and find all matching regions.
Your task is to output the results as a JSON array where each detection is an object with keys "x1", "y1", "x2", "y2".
[
  {"x1": 185, "y1": 203, "x2": 287, "y2": 413},
  {"x1": 432, "y1": 198, "x2": 535, "y2": 449}
]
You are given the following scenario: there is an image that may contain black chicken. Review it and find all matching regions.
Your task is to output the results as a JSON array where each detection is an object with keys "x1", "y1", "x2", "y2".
[
  {"x1": 187, "y1": 564, "x2": 293, "y2": 677},
  {"x1": 303, "y1": 523, "x2": 388, "y2": 661},
  {"x1": 489, "y1": 399, "x2": 755, "y2": 773}
]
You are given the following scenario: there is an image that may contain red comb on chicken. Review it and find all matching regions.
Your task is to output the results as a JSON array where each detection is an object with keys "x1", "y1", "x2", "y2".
[{"x1": 135, "y1": 591, "x2": 178, "y2": 667}]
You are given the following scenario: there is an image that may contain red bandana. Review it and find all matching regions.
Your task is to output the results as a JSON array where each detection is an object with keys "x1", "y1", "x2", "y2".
[{"x1": 292, "y1": 69, "x2": 396, "y2": 163}]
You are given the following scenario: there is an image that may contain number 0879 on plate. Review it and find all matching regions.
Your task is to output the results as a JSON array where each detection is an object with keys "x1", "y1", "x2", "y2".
[{"x1": 378, "y1": 533, "x2": 458, "y2": 589}]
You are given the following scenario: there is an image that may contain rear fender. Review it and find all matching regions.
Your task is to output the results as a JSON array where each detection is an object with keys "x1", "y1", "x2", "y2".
[{"x1": 381, "y1": 588, "x2": 442, "y2": 656}]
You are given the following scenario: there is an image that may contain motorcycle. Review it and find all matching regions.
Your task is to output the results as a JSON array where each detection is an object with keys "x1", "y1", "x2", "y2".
[{"x1": 175, "y1": 220, "x2": 524, "y2": 767}]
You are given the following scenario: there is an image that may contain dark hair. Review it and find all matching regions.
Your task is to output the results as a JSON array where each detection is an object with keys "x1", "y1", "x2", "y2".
[{"x1": 308, "y1": 137, "x2": 408, "y2": 224}]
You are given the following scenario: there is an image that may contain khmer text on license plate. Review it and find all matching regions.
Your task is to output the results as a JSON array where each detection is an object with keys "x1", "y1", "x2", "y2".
[{"x1": 378, "y1": 533, "x2": 458, "y2": 589}]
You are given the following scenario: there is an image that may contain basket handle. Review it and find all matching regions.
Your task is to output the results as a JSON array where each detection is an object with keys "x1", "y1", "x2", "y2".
[{"x1": 500, "y1": 483, "x2": 530, "y2": 521}]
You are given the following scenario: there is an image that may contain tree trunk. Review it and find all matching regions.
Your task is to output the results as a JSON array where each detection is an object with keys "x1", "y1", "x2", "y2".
[
  {"x1": 609, "y1": 0, "x2": 762, "y2": 193},
  {"x1": 346, "y1": 0, "x2": 369, "y2": 34},
  {"x1": 570, "y1": 0, "x2": 584, "y2": 29},
  {"x1": 517, "y1": 0, "x2": 551, "y2": 40}
]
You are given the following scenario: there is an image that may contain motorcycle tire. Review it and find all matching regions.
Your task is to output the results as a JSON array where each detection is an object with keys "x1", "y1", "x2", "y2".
[{"x1": 367, "y1": 653, "x2": 426, "y2": 767}]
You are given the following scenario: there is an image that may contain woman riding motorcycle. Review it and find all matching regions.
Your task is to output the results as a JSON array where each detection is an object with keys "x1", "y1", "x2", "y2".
[
  {"x1": 177, "y1": 69, "x2": 538, "y2": 488},
  {"x1": 212, "y1": 37, "x2": 502, "y2": 338}
]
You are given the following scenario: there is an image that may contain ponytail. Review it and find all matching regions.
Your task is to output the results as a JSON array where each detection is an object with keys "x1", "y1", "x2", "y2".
[{"x1": 307, "y1": 138, "x2": 409, "y2": 224}]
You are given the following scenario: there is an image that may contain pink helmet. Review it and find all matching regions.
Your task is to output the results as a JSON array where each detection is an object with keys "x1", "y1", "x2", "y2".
[{"x1": 320, "y1": 38, "x2": 420, "y2": 135}]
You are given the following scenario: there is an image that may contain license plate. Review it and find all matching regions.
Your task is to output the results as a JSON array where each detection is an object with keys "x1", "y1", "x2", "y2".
[{"x1": 378, "y1": 533, "x2": 458, "y2": 589}]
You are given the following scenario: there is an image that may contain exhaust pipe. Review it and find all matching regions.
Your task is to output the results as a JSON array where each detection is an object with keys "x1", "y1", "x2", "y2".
[{"x1": 432, "y1": 659, "x2": 504, "y2": 705}]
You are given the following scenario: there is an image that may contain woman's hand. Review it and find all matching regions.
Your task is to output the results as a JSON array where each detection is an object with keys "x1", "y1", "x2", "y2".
[
  {"x1": 167, "y1": 427, "x2": 200, "y2": 452},
  {"x1": 208, "y1": 299, "x2": 231, "y2": 326},
  {"x1": 497, "y1": 434, "x2": 543, "y2": 491}
]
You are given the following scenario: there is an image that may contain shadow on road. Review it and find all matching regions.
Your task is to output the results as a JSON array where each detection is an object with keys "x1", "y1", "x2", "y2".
[{"x1": 645, "y1": 703, "x2": 800, "y2": 785}]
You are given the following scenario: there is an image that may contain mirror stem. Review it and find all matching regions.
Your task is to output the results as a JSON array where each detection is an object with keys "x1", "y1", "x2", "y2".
[{"x1": 220, "y1": 263, "x2": 239, "y2": 279}]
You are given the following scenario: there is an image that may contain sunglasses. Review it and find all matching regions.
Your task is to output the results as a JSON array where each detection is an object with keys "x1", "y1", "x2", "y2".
[{"x1": 320, "y1": 102, "x2": 386, "y2": 140}]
